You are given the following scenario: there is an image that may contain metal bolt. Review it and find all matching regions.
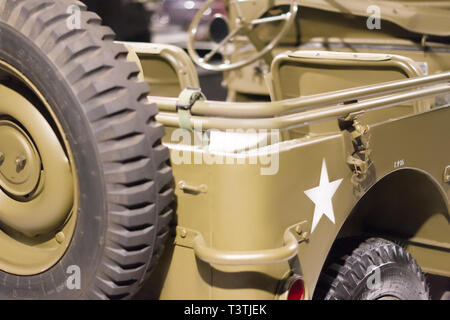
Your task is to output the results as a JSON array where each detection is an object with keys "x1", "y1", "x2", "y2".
[
  {"x1": 15, "y1": 156, "x2": 26, "y2": 172},
  {"x1": 0, "y1": 152, "x2": 4, "y2": 166},
  {"x1": 300, "y1": 231, "x2": 309, "y2": 241},
  {"x1": 55, "y1": 231, "x2": 65, "y2": 244},
  {"x1": 295, "y1": 225, "x2": 302, "y2": 235},
  {"x1": 180, "y1": 228, "x2": 187, "y2": 238}
]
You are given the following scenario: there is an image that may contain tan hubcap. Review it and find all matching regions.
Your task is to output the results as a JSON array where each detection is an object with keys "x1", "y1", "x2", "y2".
[
  {"x1": 0, "y1": 120, "x2": 41, "y2": 197},
  {"x1": 0, "y1": 61, "x2": 78, "y2": 275}
]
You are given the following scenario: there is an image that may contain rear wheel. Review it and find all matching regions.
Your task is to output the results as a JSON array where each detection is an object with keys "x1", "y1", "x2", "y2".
[
  {"x1": 315, "y1": 238, "x2": 429, "y2": 300},
  {"x1": 0, "y1": 0, "x2": 173, "y2": 299}
]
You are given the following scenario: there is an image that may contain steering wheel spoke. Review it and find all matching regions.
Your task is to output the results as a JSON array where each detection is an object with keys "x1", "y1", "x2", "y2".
[
  {"x1": 251, "y1": 12, "x2": 291, "y2": 25},
  {"x1": 202, "y1": 26, "x2": 243, "y2": 63},
  {"x1": 231, "y1": 0, "x2": 245, "y2": 21}
]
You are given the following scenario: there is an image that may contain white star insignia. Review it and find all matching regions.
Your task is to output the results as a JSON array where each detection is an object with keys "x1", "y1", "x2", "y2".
[{"x1": 304, "y1": 159, "x2": 343, "y2": 233}]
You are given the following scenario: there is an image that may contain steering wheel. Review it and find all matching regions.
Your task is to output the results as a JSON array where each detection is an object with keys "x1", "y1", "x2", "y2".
[{"x1": 187, "y1": 0, "x2": 298, "y2": 72}]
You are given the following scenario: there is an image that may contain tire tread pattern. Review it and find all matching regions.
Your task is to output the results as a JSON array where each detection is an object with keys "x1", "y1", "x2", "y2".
[{"x1": 315, "y1": 238, "x2": 429, "y2": 300}]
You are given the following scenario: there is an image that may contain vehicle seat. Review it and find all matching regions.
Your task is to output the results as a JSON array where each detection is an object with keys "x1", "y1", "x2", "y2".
[
  {"x1": 123, "y1": 42, "x2": 200, "y2": 97},
  {"x1": 269, "y1": 50, "x2": 429, "y2": 111}
]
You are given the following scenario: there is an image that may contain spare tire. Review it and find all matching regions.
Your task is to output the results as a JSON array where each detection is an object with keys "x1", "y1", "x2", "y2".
[{"x1": 0, "y1": 0, "x2": 173, "y2": 299}]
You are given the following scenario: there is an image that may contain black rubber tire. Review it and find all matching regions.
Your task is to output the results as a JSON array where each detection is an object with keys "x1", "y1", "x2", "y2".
[
  {"x1": 81, "y1": 0, "x2": 152, "y2": 42},
  {"x1": 315, "y1": 238, "x2": 430, "y2": 300},
  {"x1": 0, "y1": 0, "x2": 173, "y2": 299}
]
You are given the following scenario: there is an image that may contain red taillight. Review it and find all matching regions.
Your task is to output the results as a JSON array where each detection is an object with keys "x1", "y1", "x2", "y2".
[{"x1": 287, "y1": 278, "x2": 305, "y2": 300}]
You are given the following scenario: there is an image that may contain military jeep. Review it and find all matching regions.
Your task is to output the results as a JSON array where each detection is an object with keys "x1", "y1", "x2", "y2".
[{"x1": 0, "y1": 0, "x2": 448, "y2": 300}]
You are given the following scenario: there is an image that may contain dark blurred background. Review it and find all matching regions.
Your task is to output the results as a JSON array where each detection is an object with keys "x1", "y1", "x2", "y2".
[
  {"x1": 81, "y1": 0, "x2": 153, "y2": 41},
  {"x1": 80, "y1": 0, "x2": 225, "y2": 43}
]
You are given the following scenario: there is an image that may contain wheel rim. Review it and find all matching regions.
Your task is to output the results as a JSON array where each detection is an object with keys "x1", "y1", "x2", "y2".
[{"x1": 0, "y1": 60, "x2": 78, "y2": 276}]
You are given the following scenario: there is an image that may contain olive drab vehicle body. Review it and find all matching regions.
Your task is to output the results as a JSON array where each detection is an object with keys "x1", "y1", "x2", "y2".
[{"x1": 0, "y1": 0, "x2": 448, "y2": 300}]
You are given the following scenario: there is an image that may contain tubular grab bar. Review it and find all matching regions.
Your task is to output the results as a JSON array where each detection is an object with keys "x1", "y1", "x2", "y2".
[
  {"x1": 176, "y1": 226, "x2": 305, "y2": 266},
  {"x1": 155, "y1": 84, "x2": 449, "y2": 130},
  {"x1": 149, "y1": 72, "x2": 450, "y2": 119}
]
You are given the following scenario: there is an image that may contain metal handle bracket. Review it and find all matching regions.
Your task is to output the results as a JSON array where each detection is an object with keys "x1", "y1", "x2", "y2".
[{"x1": 175, "y1": 221, "x2": 308, "y2": 266}]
